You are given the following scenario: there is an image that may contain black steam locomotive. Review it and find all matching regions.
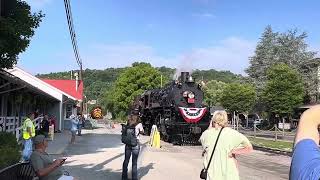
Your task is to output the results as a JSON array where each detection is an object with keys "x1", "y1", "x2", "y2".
[{"x1": 132, "y1": 72, "x2": 211, "y2": 144}]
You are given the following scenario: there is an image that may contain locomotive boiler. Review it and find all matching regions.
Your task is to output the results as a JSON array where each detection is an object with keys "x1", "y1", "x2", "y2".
[{"x1": 132, "y1": 72, "x2": 211, "y2": 144}]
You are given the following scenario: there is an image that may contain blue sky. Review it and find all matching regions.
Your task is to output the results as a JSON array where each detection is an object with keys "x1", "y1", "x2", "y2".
[{"x1": 20, "y1": 0, "x2": 320, "y2": 75}]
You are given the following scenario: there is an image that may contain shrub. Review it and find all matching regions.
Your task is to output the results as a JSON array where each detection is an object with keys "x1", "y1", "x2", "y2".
[{"x1": 0, "y1": 132, "x2": 20, "y2": 169}]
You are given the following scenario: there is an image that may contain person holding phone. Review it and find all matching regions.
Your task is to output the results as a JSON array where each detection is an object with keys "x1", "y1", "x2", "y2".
[
  {"x1": 30, "y1": 135, "x2": 78, "y2": 180},
  {"x1": 290, "y1": 105, "x2": 320, "y2": 179}
]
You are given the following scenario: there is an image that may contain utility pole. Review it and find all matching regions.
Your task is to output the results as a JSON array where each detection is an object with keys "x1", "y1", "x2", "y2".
[{"x1": 79, "y1": 63, "x2": 84, "y2": 116}]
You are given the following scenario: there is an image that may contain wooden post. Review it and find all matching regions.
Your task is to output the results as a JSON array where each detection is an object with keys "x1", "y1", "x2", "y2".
[{"x1": 275, "y1": 124, "x2": 278, "y2": 141}]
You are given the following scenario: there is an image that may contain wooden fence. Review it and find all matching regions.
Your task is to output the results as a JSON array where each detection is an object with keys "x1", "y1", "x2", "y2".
[{"x1": 0, "y1": 116, "x2": 42, "y2": 141}]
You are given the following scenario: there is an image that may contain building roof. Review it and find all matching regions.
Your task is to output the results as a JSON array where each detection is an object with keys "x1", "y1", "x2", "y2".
[
  {"x1": 6, "y1": 67, "x2": 64, "y2": 101},
  {"x1": 41, "y1": 79, "x2": 83, "y2": 101}
]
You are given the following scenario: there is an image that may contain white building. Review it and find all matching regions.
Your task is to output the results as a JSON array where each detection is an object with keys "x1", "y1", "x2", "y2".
[{"x1": 0, "y1": 67, "x2": 83, "y2": 139}]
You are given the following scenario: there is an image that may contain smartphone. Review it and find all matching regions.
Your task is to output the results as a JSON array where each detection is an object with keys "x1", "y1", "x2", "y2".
[{"x1": 59, "y1": 158, "x2": 67, "y2": 164}]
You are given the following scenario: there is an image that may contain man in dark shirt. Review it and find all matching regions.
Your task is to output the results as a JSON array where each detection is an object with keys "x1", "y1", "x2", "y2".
[
  {"x1": 40, "y1": 115, "x2": 50, "y2": 137},
  {"x1": 290, "y1": 105, "x2": 320, "y2": 180}
]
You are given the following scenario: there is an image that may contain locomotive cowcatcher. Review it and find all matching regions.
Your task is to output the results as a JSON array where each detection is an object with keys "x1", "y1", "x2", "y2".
[{"x1": 132, "y1": 72, "x2": 211, "y2": 145}]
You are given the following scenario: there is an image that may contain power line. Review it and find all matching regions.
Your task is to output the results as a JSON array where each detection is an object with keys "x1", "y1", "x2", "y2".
[
  {"x1": 63, "y1": 0, "x2": 84, "y2": 115},
  {"x1": 63, "y1": 0, "x2": 82, "y2": 68}
]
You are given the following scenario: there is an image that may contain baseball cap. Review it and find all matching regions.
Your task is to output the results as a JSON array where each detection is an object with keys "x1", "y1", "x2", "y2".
[{"x1": 33, "y1": 135, "x2": 48, "y2": 145}]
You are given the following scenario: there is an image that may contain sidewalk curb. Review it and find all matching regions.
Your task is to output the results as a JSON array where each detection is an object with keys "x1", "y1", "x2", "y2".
[{"x1": 253, "y1": 145, "x2": 292, "y2": 157}]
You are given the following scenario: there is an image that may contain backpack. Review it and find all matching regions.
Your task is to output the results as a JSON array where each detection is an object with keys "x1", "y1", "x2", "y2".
[{"x1": 121, "y1": 124, "x2": 138, "y2": 146}]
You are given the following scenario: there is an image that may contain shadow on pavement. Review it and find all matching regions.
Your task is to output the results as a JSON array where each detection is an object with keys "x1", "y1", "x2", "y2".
[
  {"x1": 93, "y1": 153, "x2": 125, "y2": 171},
  {"x1": 62, "y1": 159, "x2": 155, "y2": 180},
  {"x1": 63, "y1": 162, "x2": 122, "y2": 180},
  {"x1": 63, "y1": 133, "x2": 123, "y2": 156},
  {"x1": 139, "y1": 163, "x2": 154, "y2": 179}
]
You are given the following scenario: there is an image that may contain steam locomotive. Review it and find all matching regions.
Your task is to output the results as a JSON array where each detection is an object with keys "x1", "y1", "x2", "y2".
[{"x1": 132, "y1": 72, "x2": 211, "y2": 144}]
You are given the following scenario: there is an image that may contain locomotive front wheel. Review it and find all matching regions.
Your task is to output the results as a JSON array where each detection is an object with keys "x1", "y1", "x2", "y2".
[
  {"x1": 171, "y1": 135, "x2": 183, "y2": 146},
  {"x1": 162, "y1": 134, "x2": 171, "y2": 143}
]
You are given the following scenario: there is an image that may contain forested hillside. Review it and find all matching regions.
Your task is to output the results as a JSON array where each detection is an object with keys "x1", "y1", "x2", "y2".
[{"x1": 36, "y1": 65, "x2": 242, "y2": 104}]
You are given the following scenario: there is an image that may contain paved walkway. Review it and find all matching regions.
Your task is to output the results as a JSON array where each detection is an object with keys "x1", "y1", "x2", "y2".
[
  {"x1": 46, "y1": 124, "x2": 291, "y2": 180},
  {"x1": 47, "y1": 130, "x2": 71, "y2": 155}
]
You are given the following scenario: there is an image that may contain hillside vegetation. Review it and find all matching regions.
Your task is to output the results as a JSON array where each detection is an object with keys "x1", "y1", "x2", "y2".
[{"x1": 37, "y1": 66, "x2": 242, "y2": 105}]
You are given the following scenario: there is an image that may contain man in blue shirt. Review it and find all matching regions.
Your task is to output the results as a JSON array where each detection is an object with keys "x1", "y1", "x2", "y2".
[{"x1": 290, "y1": 105, "x2": 320, "y2": 180}]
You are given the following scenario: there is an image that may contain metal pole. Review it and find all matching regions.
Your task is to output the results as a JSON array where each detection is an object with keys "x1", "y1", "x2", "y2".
[
  {"x1": 236, "y1": 114, "x2": 239, "y2": 131},
  {"x1": 254, "y1": 124, "x2": 256, "y2": 138},
  {"x1": 86, "y1": 101, "x2": 88, "y2": 116},
  {"x1": 80, "y1": 64, "x2": 84, "y2": 116},
  {"x1": 282, "y1": 117, "x2": 285, "y2": 138},
  {"x1": 246, "y1": 114, "x2": 248, "y2": 128},
  {"x1": 275, "y1": 124, "x2": 278, "y2": 141},
  {"x1": 161, "y1": 75, "x2": 163, "y2": 88},
  {"x1": 233, "y1": 111, "x2": 236, "y2": 129}
]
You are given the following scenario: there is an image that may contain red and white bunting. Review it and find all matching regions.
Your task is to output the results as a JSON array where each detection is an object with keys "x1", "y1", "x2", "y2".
[{"x1": 178, "y1": 107, "x2": 207, "y2": 123}]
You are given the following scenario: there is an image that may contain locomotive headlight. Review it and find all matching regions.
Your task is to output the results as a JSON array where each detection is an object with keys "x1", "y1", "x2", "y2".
[{"x1": 188, "y1": 92, "x2": 195, "y2": 99}]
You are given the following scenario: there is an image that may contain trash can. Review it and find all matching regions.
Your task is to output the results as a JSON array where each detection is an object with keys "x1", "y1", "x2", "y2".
[{"x1": 48, "y1": 125, "x2": 54, "y2": 141}]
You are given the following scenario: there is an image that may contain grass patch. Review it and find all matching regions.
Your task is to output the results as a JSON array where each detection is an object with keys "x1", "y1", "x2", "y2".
[{"x1": 248, "y1": 137, "x2": 293, "y2": 152}]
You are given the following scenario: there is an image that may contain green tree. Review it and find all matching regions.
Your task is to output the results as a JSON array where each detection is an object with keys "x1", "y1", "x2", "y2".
[
  {"x1": 263, "y1": 63, "x2": 304, "y2": 116},
  {"x1": 157, "y1": 66, "x2": 175, "y2": 80},
  {"x1": 0, "y1": 0, "x2": 44, "y2": 69},
  {"x1": 203, "y1": 80, "x2": 227, "y2": 106},
  {"x1": 246, "y1": 25, "x2": 278, "y2": 90},
  {"x1": 103, "y1": 62, "x2": 165, "y2": 119},
  {"x1": 192, "y1": 69, "x2": 242, "y2": 83},
  {"x1": 220, "y1": 83, "x2": 256, "y2": 113},
  {"x1": 246, "y1": 26, "x2": 316, "y2": 97}
]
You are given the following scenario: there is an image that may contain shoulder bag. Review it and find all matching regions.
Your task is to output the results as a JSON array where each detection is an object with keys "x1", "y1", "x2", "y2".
[{"x1": 200, "y1": 127, "x2": 224, "y2": 179}]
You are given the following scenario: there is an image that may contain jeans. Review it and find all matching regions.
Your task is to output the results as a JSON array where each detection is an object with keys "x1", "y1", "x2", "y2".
[
  {"x1": 122, "y1": 143, "x2": 140, "y2": 180},
  {"x1": 22, "y1": 139, "x2": 33, "y2": 161}
]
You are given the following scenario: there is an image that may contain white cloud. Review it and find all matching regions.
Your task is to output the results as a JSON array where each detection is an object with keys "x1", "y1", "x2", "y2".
[
  {"x1": 194, "y1": 0, "x2": 211, "y2": 5},
  {"x1": 146, "y1": 23, "x2": 155, "y2": 29},
  {"x1": 24, "y1": 0, "x2": 52, "y2": 10},
  {"x1": 192, "y1": 13, "x2": 215, "y2": 18},
  {"x1": 186, "y1": 37, "x2": 255, "y2": 74},
  {"x1": 20, "y1": 37, "x2": 320, "y2": 75},
  {"x1": 83, "y1": 43, "x2": 169, "y2": 68},
  {"x1": 82, "y1": 37, "x2": 256, "y2": 75}
]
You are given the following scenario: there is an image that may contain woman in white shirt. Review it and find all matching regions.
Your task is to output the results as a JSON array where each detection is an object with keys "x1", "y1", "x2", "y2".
[{"x1": 122, "y1": 114, "x2": 144, "y2": 180}]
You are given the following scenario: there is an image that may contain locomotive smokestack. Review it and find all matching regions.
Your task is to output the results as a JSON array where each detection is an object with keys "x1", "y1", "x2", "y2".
[{"x1": 180, "y1": 72, "x2": 189, "y2": 83}]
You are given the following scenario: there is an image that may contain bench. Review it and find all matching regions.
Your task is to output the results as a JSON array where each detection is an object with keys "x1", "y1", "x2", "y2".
[{"x1": 0, "y1": 162, "x2": 38, "y2": 180}]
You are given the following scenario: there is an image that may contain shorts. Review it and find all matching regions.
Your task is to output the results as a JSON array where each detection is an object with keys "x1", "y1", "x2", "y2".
[{"x1": 71, "y1": 130, "x2": 76, "y2": 136}]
